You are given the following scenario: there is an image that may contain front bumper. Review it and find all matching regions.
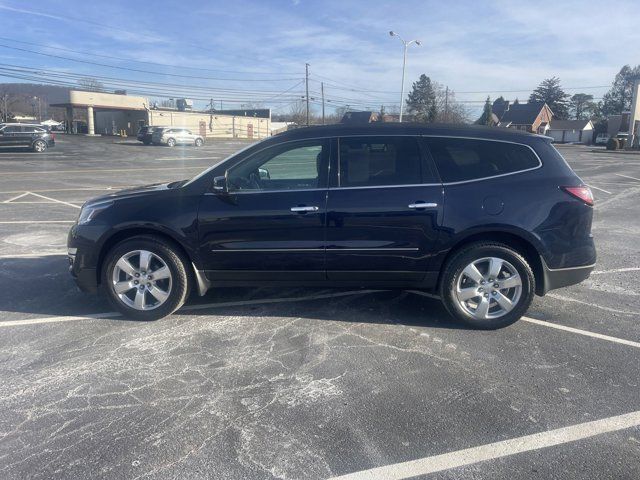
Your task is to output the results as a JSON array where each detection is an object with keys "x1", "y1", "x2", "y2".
[
  {"x1": 67, "y1": 226, "x2": 101, "y2": 294},
  {"x1": 540, "y1": 258, "x2": 594, "y2": 295},
  {"x1": 68, "y1": 246, "x2": 98, "y2": 293}
]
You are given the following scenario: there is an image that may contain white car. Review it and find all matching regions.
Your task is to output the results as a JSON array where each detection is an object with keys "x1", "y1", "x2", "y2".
[{"x1": 152, "y1": 127, "x2": 204, "y2": 147}]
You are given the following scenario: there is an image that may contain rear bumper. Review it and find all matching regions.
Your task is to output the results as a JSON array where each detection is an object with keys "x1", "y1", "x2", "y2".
[{"x1": 540, "y1": 258, "x2": 594, "y2": 294}]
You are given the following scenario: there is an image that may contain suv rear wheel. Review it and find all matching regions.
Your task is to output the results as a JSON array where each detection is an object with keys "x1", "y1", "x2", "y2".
[
  {"x1": 195, "y1": 138, "x2": 203, "y2": 147},
  {"x1": 102, "y1": 236, "x2": 190, "y2": 320},
  {"x1": 33, "y1": 140, "x2": 47, "y2": 152},
  {"x1": 166, "y1": 138, "x2": 176, "y2": 147},
  {"x1": 440, "y1": 242, "x2": 535, "y2": 329}
]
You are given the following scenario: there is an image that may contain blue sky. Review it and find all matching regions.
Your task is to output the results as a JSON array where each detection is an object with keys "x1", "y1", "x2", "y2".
[{"x1": 0, "y1": 0, "x2": 638, "y2": 116}]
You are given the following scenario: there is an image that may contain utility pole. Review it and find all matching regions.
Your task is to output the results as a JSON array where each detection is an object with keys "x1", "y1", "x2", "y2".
[
  {"x1": 305, "y1": 63, "x2": 310, "y2": 126},
  {"x1": 321, "y1": 81, "x2": 325, "y2": 125},
  {"x1": 1, "y1": 94, "x2": 7, "y2": 122},
  {"x1": 444, "y1": 86, "x2": 449, "y2": 123}
]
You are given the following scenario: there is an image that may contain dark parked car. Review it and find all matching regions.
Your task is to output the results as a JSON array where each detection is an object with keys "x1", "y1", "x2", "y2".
[
  {"x1": 0, "y1": 123, "x2": 55, "y2": 152},
  {"x1": 136, "y1": 125, "x2": 161, "y2": 145},
  {"x1": 68, "y1": 123, "x2": 595, "y2": 329}
]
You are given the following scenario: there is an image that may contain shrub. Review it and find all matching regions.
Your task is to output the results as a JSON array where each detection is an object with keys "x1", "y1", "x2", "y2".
[{"x1": 606, "y1": 137, "x2": 619, "y2": 150}]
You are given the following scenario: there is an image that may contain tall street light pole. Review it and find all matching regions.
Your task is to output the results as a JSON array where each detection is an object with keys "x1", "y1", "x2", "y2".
[{"x1": 389, "y1": 31, "x2": 421, "y2": 122}]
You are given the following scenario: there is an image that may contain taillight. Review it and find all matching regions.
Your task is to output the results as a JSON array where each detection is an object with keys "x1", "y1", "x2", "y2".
[{"x1": 561, "y1": 186, "x2": 594, "y2": 206}]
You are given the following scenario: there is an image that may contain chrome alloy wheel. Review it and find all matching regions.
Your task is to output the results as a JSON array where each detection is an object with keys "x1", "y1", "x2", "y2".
[
  {"x1": 34, "y1": 141, "x2": 46, "y2": 152},
  {"x1": 454, "y1": 257, "x2": 522, "y2": 320},
  {"x1": 111, "y1": 250, "x2": 172, "y2": 310}
]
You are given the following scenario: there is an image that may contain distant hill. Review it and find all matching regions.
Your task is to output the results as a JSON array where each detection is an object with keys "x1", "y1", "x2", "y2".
[{"x1": 0, "y1": 83, "x2": 70, "y2": 120}]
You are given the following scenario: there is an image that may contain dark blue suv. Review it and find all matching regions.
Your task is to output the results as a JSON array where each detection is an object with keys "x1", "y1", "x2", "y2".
[{"x1": 68, "y1": 123, "x2": 595, "y2": 329}]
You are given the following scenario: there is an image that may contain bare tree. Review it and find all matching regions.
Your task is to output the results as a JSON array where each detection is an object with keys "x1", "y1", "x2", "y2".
[
  {"x1": 433, "y1": 83, "x2": 469, "y2": 124},
  {"x1": 288, "y1": 100, "x2": 308, "y2": 126},
  {"x1": 77, "y1": 77, "x2": 105, "y2": 92},
  {"x1": 0, "y1": 88, "x2": 19, "y2": 121}
]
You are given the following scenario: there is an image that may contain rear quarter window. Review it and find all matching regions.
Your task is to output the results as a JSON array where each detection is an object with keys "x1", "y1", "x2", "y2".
[{"x1": 425, "y1": 137, "x2": 541, "y2": 183}]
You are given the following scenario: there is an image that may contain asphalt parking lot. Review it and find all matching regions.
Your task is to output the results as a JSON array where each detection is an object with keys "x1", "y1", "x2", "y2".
[{"x1": 0, "y1": 135, "x2": 638, "y2": 479}]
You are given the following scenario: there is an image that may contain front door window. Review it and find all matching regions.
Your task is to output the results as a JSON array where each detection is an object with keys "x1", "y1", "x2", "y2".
[{"x1": 227, "y1": 140, "x2": 328, "y2": 191}]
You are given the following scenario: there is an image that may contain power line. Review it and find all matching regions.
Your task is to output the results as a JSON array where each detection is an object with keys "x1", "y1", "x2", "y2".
[
  {"x1": 0, "y1": 69, "x2": 303, "y2": 104},
  {"x1": 0, "y1": 36, "x2": 302, "y2": 76},
  {"x1": 0, "y1": 44, "x2": 301, "y2": 82},
  {"x1": 0, "y1": 63, "x2": 303, "y2": 97}
]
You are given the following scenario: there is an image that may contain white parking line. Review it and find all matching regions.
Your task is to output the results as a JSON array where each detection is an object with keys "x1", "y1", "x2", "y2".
[
  {"x1": 0, "y1": 187, "x2": 134, "y2": 195},
  {"x1": 0, "y1": 221, "x2": 74, "y2": 224},
  {"x1": 3, "y1": 192, "x2": 30, "y2": 203},
  {"x1": 329, "y1": 410, "x2": 640, "y2": 480},
  {"x1": 586, "y1": 184, "x2": 612, "y2": 194},
  {"x1": 0, "y1": 290, "x2": 381, "y2": 328},
  {"x1": 1, "y1": 289, "x2": 638, "y2": 352},
  {"x1": 24, "y1": 192, "x2": 81, "y2": 209},
  {"x1": 0, "y1": 251, "x2": 67, "y2": 258},
  {"x1": 0, "y1": 312, "x2": 119, "y2": 328},
  {"x1": 591, "y1": 267, "x2": 640, "y2": 275},
  {"x1": 615, "y1": 173, "x2": 640, "y2": 182},
  {"x1": 522, "y1": 317, "x2": 640, "y2": 348},
  {"x1": 546, "y1": 293, "x2": 638, "y2": 316},
  {"x1": 0, "y1": 166, "x2": 204, "y2": 176}
]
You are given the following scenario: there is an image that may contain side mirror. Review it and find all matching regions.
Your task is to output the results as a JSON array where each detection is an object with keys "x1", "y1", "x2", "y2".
[
  {"x1": 258, "y1": 167, "x2": 270, "y2": 180},
  {"x1": 213, "y1": 175, "x2": 228, "y2": 193}
]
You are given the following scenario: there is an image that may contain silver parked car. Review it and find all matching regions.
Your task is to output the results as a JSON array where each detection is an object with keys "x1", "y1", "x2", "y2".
[{"x1": 151, "y1": 127, "x2": 204, "y2": 147}]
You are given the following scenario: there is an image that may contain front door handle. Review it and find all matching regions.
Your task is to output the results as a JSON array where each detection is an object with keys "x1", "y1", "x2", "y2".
[
  {"x1": 291, "y1": 206, "x2": 319, "y2": 213},
  {"x1": 408, "y1": 202, "x2": 438, "y2": 209}
]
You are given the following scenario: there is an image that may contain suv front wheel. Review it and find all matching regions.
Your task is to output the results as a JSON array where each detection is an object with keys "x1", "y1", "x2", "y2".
[
  {"x1": 440, "y1": 242, "x2": 535, "y2": 329},
  {"x1": 33, "y1": 140, "x2": 47, "y2": 152},
  {"x1": 102, "y1": 236, "x2": 190, "y2": 320}
]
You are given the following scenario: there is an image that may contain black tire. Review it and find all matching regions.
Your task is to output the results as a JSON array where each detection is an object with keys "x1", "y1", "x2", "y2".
[
  {"x1": 195, "y1": 138, "x2": 203, "y2": 147},
  {"x1": 439, "y1": 242, "x2": 535, "y2": 329},
  {"x1": 166, "y1": 138, "x2": 176, "y2": 147},
  {"x1": 33, "y1": 140, "x2": 47, "y2": 152},
  {"x1": 101, "y1": 236, "x2": 190, "y2": 321}
]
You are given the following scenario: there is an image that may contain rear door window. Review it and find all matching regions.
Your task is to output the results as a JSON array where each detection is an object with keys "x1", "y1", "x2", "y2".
[
  {"x1": 424, "y1": 137, "x2": 541, "y2": 183},
  {"x1": 338, "y1": 136, "x2": 429, "y2": 187}
]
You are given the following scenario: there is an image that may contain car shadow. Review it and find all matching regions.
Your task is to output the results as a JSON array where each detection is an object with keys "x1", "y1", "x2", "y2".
[
  {"x1": 0, "y1": 255, "x2": 469, "y2": 330},
  {"x1": 0, "y1": 147, "x2": 50, "y2": 153}
]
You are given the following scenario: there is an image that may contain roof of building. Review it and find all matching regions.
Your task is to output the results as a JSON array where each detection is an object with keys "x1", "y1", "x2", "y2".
[
  {"x1": 499, "y1": 102, "x2": 549, "y2": 125},
  {"x1": 548, "y1": 119, "x2": 593, "y2": 130},
  {"x1": 341, "y1": 111, "x2": 379, "y2": 124},
  {"x1": 492, "y1": 100, "x2": 510, "y2": 119}
]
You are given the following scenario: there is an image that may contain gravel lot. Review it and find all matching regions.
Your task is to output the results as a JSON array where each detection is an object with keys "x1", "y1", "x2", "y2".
[{"x1": 0, "y1": 135, "x2": 638, "y2": 479}]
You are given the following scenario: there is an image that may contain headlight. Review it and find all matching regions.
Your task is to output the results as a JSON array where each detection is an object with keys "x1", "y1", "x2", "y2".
[{"x1": 77, "y1": 201, "x2": 113, "y2": 225}]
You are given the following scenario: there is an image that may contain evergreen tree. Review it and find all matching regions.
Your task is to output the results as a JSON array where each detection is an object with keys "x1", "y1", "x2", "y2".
[
  {"x1": 569, "y1": 93, "x2": 596, "y2": 120},
  {"x1": 492, "y1": 96, "x2": 508, "y2": 117},
  {"x1": 476, "y1": 96, "x2": 493, "y2": 125},
  {"x1": 529, "y1": 77, "x2": 569, "y2": 119},
  {"x1": 601, "y1": 65, "x2": 640, "y2": 116},
  {"x1": 406, "y1": 74, "x2": 437, "y2": 122}
]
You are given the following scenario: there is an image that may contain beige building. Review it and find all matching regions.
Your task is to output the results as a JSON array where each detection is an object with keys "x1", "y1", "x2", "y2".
[{"x1": 52, "y1": 90, "x2": 270, "y2": 139}]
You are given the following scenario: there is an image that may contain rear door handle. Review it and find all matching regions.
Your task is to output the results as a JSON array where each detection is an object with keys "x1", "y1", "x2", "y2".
[
  {"x1": 408, "y1": 202, "x2": 438, "y2": 209},
  {"x1": 291, "y1": 206, "x2": 319, "y2": 213}
]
